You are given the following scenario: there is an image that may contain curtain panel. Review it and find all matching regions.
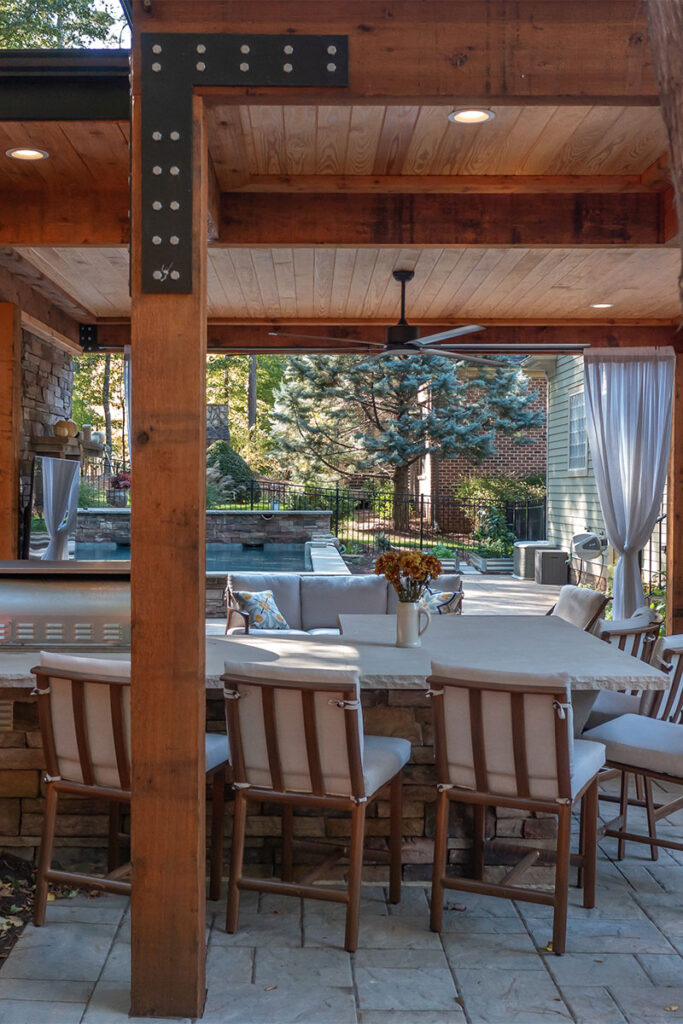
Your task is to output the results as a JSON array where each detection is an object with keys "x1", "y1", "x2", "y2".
[
  {"x1": 41, "y1": 457, "x2": 80, "y2": 561},
  {"x1": 584, "y1": 347, "x2": 674, "y2": 619}
]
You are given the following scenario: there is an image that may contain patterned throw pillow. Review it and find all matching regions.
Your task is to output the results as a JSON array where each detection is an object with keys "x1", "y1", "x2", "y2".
[
  {"x1": 419, "y1": 590, "x2": 462, "y2": 615},
  {"x1": 233, "y1": 590, "x2": 290, "y2": 630}
]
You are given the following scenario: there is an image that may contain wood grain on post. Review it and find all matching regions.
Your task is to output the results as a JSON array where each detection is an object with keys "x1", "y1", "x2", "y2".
[
  {"x1": 0, "y1": 303, "x2": 22, "y2": 559},
  {"x1": 129, "y1": 68, "x2": 209, "y2": 1021}
]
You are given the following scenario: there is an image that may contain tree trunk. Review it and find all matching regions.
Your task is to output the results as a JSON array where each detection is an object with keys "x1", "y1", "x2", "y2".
[
  {"x1": 102, "y1": 353, "x2": 112, "y2": 470},
  {"x1": 392, "y1": 464, "x2": 411, "y2": 533},
  {"x1": 223, "y1": 364, "x2": 231, "y2": 445},
  {"x1": 647, "y1": 1, "x2": 683, "y2": 309},
  {"x1": 248, "y1": 354, "x2": 257, "y2": 431}
]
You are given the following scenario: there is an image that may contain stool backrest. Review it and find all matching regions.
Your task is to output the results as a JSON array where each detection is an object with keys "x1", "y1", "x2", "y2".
[
  {"x1": 32, "y1": 652, "x2": 131, "y2": 791},
  {"x1": 222, "y1": 663, "x2": 364, "y2": 800},
  {"x1": 650, "y1": 639, "x2": 683, "y2": 722},
  {"x1": 428, "y1": 666, "x2": 573, "y2": 803},
  {"x1": 551, "y1": 585, "x2": 609, "y2": 632}
]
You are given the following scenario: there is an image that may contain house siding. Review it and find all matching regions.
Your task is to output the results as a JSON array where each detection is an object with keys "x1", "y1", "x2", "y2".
[{"x1": 545, "y1": 355, "x2": 607, "y2": 587}]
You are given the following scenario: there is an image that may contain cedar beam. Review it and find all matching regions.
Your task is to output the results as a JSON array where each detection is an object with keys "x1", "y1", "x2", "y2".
[
  {"x1": 95, "y1": 321, "x2": 678, "y2": 353},
  {"x1": 129, "y1": 79, "x2": 208, "y2": 1024},
  {"x1": 135, "y1": 0, "x2": 658, "y2": 102},
  {"x1": 0, "y1": 303, "x2": 21, "y2": 559},
  {"x1": 231, "y1": 174, "x2": 668, "y2": 195},
  {"x1": 0, "y1": 259, "x2": 83, "y2": 343},
  {"x1": 217, "y1": 193, "x2": 661, "y2": 247}
]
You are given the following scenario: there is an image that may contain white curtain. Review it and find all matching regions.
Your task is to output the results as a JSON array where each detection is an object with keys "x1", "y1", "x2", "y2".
[
  {"x1": 584, "y1": 347, "x2": 674, "y2": 619},
  {"x1": 41, "y1": 457, "x2": 80, "y2": 560},
  {"x1": 123, "y1": 345, "x2": 132, "y2": 467}
]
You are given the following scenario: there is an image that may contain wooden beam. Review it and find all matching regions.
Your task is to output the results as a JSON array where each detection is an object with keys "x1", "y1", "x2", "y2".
[
  {"x1": 20, "y1": 312, "x2": 82, "y2": 357},
  {"x1": 0, "y1": 256, "x2": 82, "y2": 343},
  {"x1": 135, "y1": 1, "x2": 658, "y2": 103},
  {"x1": 95, "y1": 321, "x2": 679, "y2": 353},
  {"x1": 0, "y1": 191, "x2": 129, "y2": 247},
  {"x1": 129, "y1": 77, "x2": 207, "y2": 1024},
  {"x1": 0, "y1": 304, "x2": 22, "y2": 559},
  {"x1": 217, "y1": 193, "x2": 662, "y2": 247},
  {"x1": 232, "y1": 174, "x2": 668, "y2": 195}
]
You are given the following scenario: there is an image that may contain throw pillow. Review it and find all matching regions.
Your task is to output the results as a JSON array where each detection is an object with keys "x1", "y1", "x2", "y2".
[
  {"x1": 419, "y1": 590, "x2": 462, "y2": 615},
  {"x1": 233, "y1": 590, "x2": 290, "y2": 630}
]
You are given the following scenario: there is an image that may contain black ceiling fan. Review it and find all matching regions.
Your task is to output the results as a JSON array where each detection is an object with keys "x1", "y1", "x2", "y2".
[{"x1": 268, "y1": 269, "x2": 500, "y2": 366}]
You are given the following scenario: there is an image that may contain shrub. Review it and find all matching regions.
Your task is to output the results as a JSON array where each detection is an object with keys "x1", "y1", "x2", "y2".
[
  {"x1": 453, "y1": 473, "x2": 546, "y2": 503},
  {"x1": 206, "y1": 441, "x2": 260, "y2": 503},
  {"x1": 473, "y1": 506, "x2": 516, "y2": 557}
]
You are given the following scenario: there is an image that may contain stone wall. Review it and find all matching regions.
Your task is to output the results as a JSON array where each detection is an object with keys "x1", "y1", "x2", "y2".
[
  {"x1": 20, "y1": 331, "x2": 73, "y2": 510},
  {"x1": 0, "y1": 690, "x2": 553, "y2": 879},
  {"x1": 76, "y1": 509, "x2": 332, "y2": 546}
]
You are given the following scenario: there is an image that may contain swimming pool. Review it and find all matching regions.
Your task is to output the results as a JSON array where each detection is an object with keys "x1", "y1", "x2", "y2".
[{"x1": 74, "y1": 542, "x2": 312, "y2": 572}]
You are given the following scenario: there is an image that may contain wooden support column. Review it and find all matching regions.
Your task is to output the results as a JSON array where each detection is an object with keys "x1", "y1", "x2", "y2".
[
  {"x1": 667, "y1": 346, "x2": 683, "y2": 635},
  {"x1": 129, "y1": 86, "x2": 208, "y2": 1018},
  {"x1": 0, "y1": 303, "x2": 22, "y2": 559}
]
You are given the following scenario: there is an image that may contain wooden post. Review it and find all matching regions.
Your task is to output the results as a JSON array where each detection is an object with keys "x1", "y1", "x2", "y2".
[
  {"x1": 129, "y1": 80, "x2": 208, "y2": 1018},
  {"x1": 0, "y1": 303, "x2": 22, "y2": 559},
  {"x1": 667, "y1": 347, "x2": 683, "y2": 635}
]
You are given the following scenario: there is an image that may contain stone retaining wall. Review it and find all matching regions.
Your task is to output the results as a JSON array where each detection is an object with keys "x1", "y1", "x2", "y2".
[
  {"x1": 75, "y1": 509, "x2": 332, "y2": 546},
  {"x1": 0, "y1": 691, "x2": 554, "y2": 879}
]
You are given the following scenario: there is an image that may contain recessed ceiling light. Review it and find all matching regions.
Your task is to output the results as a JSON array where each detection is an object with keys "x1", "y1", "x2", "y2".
[
  {"x1": 6, "y1": 147, "x2": 49, "y2": 161},
  {"x1": 448, "y1": 108, "x2": 496, "y2": 125},
  {"x1": 589, "y1": 302, "x2": 614, "y2": 309}
]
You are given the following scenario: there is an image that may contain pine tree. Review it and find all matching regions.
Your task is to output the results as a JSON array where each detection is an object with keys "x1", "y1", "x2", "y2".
[{"x1": 271, "y1": 353, "x2": 543, "y2": 529}]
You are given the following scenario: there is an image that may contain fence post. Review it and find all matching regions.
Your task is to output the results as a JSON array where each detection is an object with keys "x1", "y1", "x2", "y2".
[
  {"x1": 419, "y1": 494, "x2": 424, "y2": 551},
  {"x1": 250, "y1": 478, "x2": 254, "y2": 511}
]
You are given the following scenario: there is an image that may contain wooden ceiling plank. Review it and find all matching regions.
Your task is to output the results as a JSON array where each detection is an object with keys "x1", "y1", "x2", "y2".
[
  {"x1": 421, "y1": 249, "x2": 495, "y2": 318},
  {"x1": 344, "y1": 249, "x2": 380, "y2": 318},
  {"x1": 208, "y1": 250, "x2": 249, "y2": 315},
  {"x1": 345, "y1": 106, "x2": 385, "y2": 176},
  {"x1": 450, "y1": 106, "x2": 526, "y2": 176},
  {"x1": 272, "y1": 248, "x2": 297, "y2": 318},
  {"x1": 312, "y1": 248, "x2": 336, "y2": 319},
  {"x1": 372, "y1": 105, "x2": 421, "y2": 176},
  {"x1": 544, "y1": 107, "x2": 628, "y2": 175},
  {"x1": 401, "y1": 106, "x2": 450, "y2": 176},
  {"x1": 207, "y1": 106, "x2": 251, "y2": 189},
  {"x1": 410, "y1": 249, "x2": 463, "y2": 313},
  {"x1": 250, "y1": 248, "x2": 282, "y2": 318},
  {"x1": 329, "y1": 248, "x2": 358, "y2": 320},
  {"x1": 247, "y1": 105, "x2": 286, "y2": 176},
  {"x1": 519, "y1": 107, "x2": 595, "y2": 174},
  {"x1": 588, "y1": 107, "x2": 668, "y2": 175},
  {"x1": 282, "y1": 105, "x2": 318, "y2": 175},
  {"x1": 316, "y1": 105, "x2": 352, "y2": 175},
  {"x1": 359, "y1": 249, "x2": 404, "y2": 318}
]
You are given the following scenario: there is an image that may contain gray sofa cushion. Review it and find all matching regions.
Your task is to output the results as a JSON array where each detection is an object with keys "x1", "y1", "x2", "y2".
[
  {"x1": 227, "y1": 573, "x2": 303, "y2": 629},
  {"x1": 386, "y1": 573, "x2": 463, "y2": 614},
  {"x1": 300, "y1": 575, "x2": 388, "y2": 630}
]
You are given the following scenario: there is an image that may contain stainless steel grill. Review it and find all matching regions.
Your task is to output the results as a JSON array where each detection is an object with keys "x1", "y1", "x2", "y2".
[{"x1": 0, "y1": 562, "x2": 130, "y2": 650}]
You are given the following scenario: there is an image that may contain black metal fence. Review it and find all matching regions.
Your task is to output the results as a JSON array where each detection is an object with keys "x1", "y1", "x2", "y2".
[{"x1": 642, "y1": 512, "x2": 666, "y2": 596}]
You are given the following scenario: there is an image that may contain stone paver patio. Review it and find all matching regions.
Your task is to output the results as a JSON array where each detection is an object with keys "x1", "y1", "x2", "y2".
[{"x1": 3, "y1": 779, "x2": 683, "y2": 1024}]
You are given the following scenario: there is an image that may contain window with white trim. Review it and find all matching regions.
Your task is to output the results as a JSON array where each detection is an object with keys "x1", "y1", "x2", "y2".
[{"x1": 568, "y1": 389, "x2": 587, "y2": 471}]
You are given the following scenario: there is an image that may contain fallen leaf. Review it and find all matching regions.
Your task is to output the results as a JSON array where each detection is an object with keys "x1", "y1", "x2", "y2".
[
  {"x1": 454, "y1": 997, "x2": 464, "y2": 1007},
  {"x1": 46, "y1": 893, "x2": 56, "y2": 902},
  {"x1": 664, "y1": 1007, "x2": 679, "y2": 1013},
  {"x1": 265, "y1": 986, "x2": 277, "y2": 992},
  {"x1": 540, "y1": 942, "x2": 553, "y2": 952}
]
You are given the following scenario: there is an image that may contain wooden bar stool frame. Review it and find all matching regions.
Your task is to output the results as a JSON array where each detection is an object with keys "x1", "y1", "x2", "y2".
[
  {"x1": 428, "y1": 674, "x2": 601, "y2": 955},
  {"x1": 31, "y1": 665, "x2": 227, "y2": 926},
  {"x1": 222, "y1": 670, "x2": 404, "y2": 953}
]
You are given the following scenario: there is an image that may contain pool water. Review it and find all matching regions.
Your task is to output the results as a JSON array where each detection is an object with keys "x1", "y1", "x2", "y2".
[{"x1": 74, "y1": 542, "x2": 312, "y2": 572}]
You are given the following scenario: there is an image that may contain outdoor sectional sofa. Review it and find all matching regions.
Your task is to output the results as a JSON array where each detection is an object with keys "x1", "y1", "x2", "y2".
[{"x1": 225, "y1": 571, "x2": 463, "y2": 635}]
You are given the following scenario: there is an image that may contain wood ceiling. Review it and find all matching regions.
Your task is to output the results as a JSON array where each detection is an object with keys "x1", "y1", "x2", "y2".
[{"x1": 14, "y1": 245, "x2": 680, "y2": 323}]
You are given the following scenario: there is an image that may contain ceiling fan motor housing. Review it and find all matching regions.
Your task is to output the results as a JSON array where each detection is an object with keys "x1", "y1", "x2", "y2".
[{"x1": 386, "y1": 322, "x2": 421, "y2": 346}]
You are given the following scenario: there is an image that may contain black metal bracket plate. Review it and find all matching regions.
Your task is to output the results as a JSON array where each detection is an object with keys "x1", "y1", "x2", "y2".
[
  {"x1": 140, "y1": 32, "x2": 349, "y2": 294},
  {"x1": 79, "y1": 324, "x2": 99, "y2": 351}
]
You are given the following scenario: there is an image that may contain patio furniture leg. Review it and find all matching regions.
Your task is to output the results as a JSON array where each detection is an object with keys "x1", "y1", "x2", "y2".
[
  {"x1": 282, "y1": 805, "x2": 294, "y2": 883},
  {"x1": 577, "y1": 794, "x2": 586, "y2": 889},
  {"x1": 209, "y1": 768, "x2": 225, "y2": 901},
  {"x1": 552, "y1": 804, "x2": 572, "y2": 955},
  {"x1": 644, "y1": 776, "x2": 659, "y2": 862},
  {"x1": 345, "y1": 801, "x2": 367, "y2": 953},
  {"x1": 618, "y1": 772, "x2": 629, "y2": 860},
  {"x1": 582, "y1": 779, "x2": 598, "y2": 909},
  {"x1": 389, "y1": 771, "x2": 402, "y2": 904},
  {"x1": 473, "y1": 803, "x2": 486, "y2": 879},
  {"x1": 33, "y1": 784, "x2": 58, "y2": 927},
  {"x1": 430, "y1": 790, "x2": 449, "y2": 933},
  {"x1": 108, "y1": 802, "x2": 121, "y2": 873},
  {"x1": 226, "y1": 789, "x2": 248, "y2": 934}
]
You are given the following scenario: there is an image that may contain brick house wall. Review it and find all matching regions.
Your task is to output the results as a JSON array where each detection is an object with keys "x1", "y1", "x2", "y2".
[{"x1": 433, "y1": 377, "x2": 548, "y2": 491}]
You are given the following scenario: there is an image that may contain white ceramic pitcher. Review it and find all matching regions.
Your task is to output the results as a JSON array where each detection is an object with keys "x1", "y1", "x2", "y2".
[{"x1": 396, "y1": 601, "x2": 430, "y2": 648}]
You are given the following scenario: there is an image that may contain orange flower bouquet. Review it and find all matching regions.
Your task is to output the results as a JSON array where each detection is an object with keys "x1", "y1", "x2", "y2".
[{"x1": 375, "y1": 551, "x2": 442, "y2": 603}]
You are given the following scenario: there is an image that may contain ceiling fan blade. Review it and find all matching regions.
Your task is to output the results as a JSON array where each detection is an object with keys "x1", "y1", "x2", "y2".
[
  {"x1": 416, "y1": 325, "x2": 485, "y2": 346},
  {"x1": 267, "y1": 331, "x2": 385, "y2": 348},
  {"x1": 431, "y1": 351, "x2": 503, "y2": 367}
]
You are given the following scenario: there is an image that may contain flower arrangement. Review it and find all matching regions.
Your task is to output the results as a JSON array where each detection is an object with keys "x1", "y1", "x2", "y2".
[
  {"x1": 110, "y1": 471, "x2": 131, "y2": 491},
  {"x1": 375, "y1": 551, "x2": 442, "y2": 603}
]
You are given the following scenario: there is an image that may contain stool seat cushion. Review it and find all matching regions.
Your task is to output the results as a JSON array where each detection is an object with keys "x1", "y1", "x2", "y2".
[
  {"x1": 363, "y1": 735, "x2": 411, "y2": 797},
  {"x1": 583, "y1": 714, "x2": 683, "y2": 777},
  {"x1": 205, "y1": 733, "x2": 230, "y2": 773},
  {"x1": 571, "y1": 739, "x2": 606, "y2": 796},
  {"x1": 584, "y1": 690, "x2": 641, "y2": 730}
]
